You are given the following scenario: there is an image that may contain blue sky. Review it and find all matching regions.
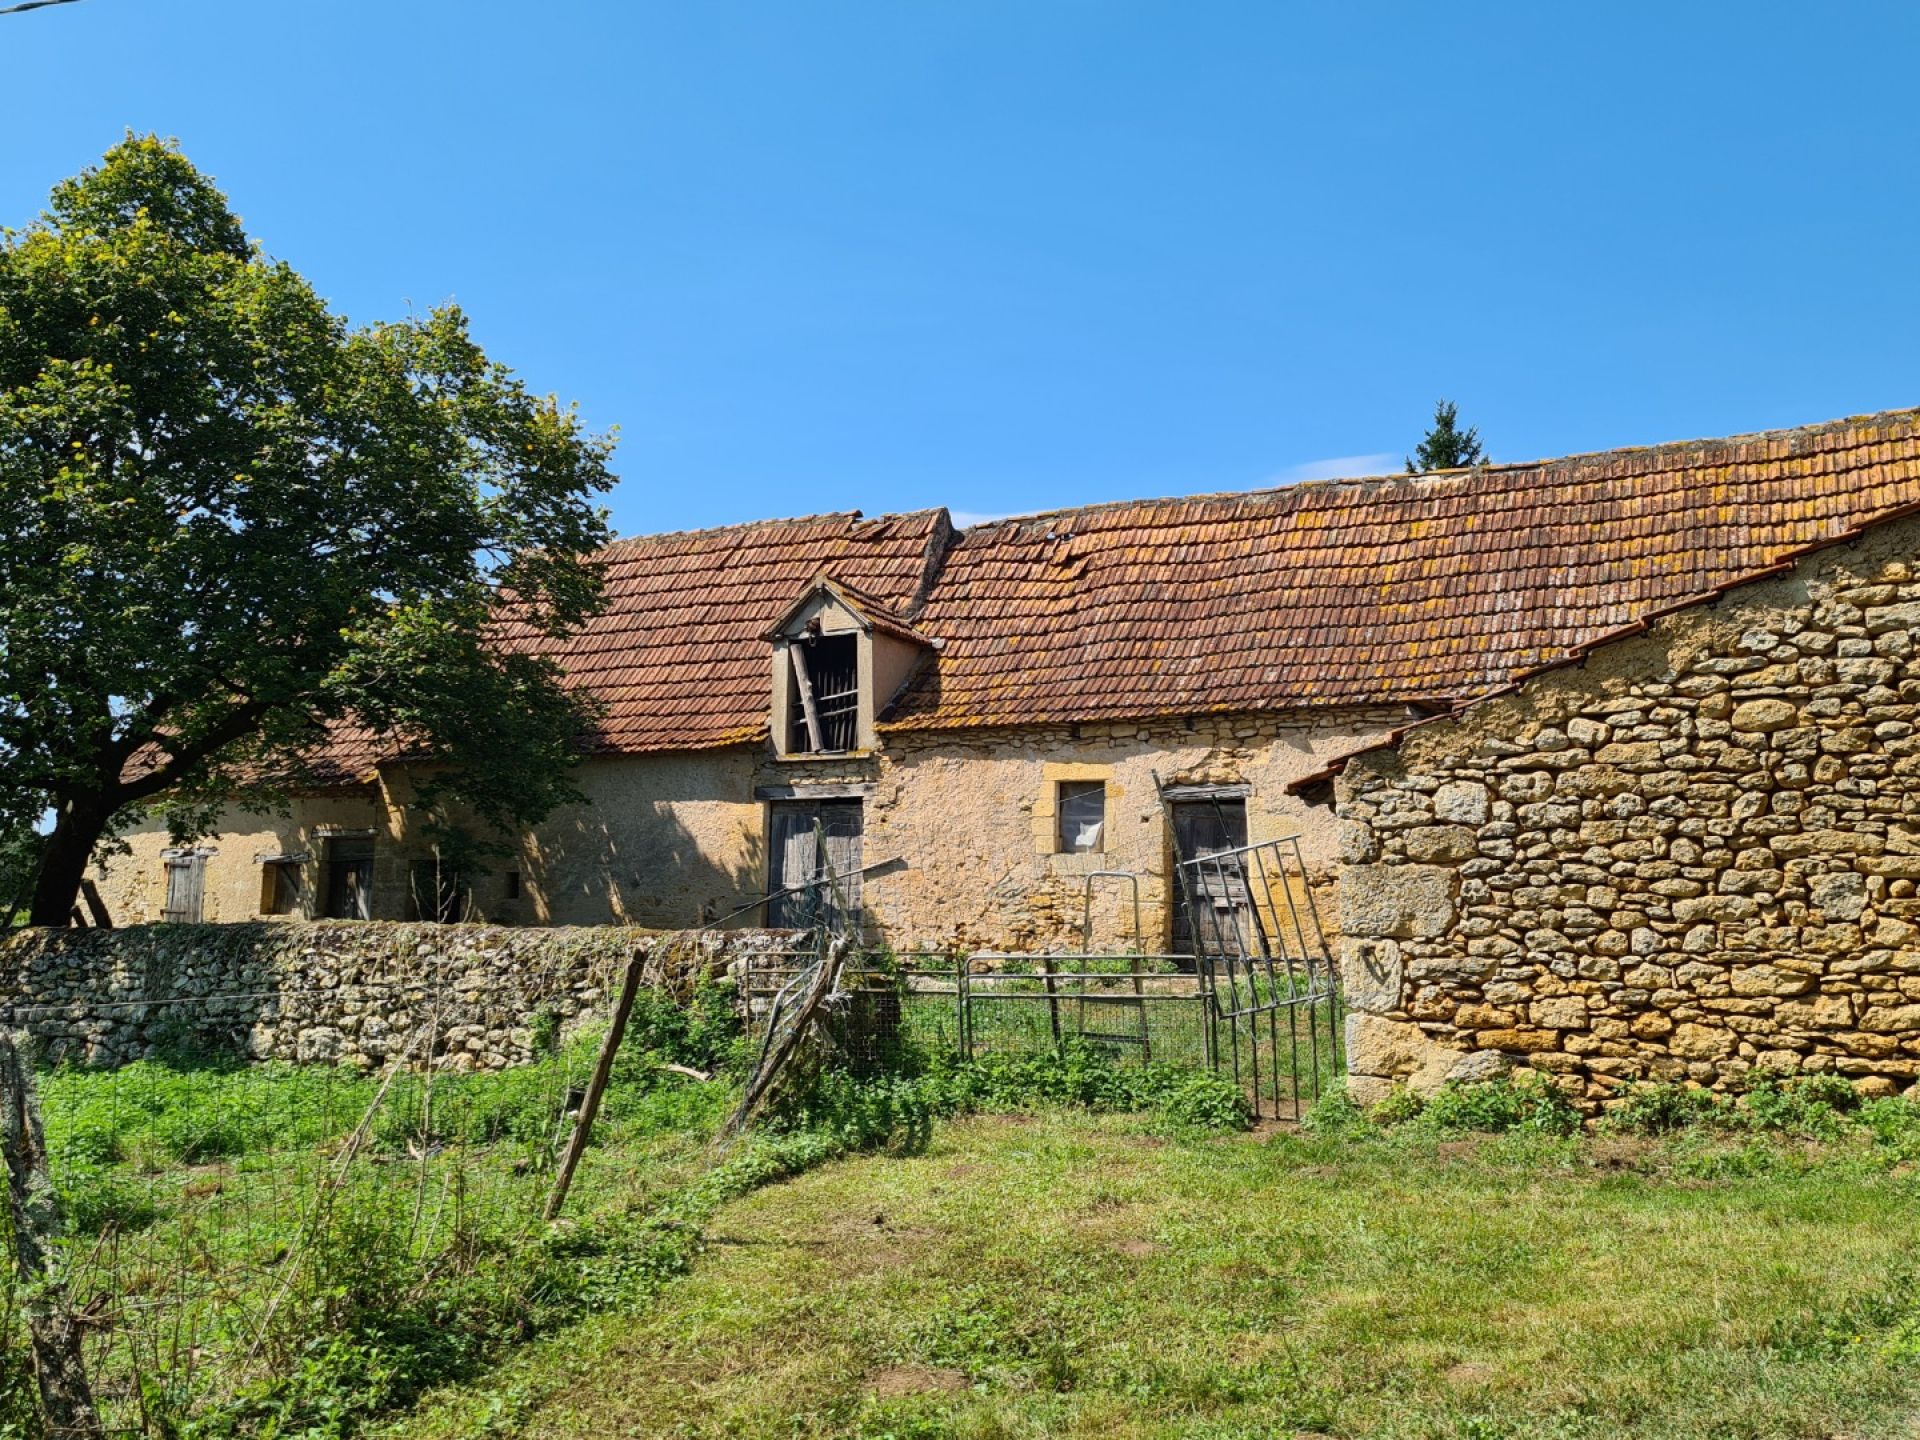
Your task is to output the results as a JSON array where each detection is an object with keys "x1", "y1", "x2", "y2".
[{"x1": 6, "y1": 2, "x2": 1919, "y2": 537}]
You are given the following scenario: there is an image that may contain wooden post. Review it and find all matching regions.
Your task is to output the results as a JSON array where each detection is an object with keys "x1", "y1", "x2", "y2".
[
  {"x1": 78, "y1": 881, "x2": 111, "y2": 930},
  {"x1": 0, "y1": 1032, "x2": 104, "y2": 1440},
  {"x1": 788, "y1": 645, "x2": 826, "y2": 753},
  {"x1": 1039, "y1": 956, "x2": 1063, "y2": 1052},
  {"x1": 544, "y1": 952, "x2": 646, "y2": 1222},
  {"x1": 724, "y1": 935, "x2": 850, "y2": 1139}
]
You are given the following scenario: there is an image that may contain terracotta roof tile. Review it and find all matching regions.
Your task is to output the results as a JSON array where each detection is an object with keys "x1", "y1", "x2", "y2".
[
  {"x1": 291, "y1": 406, "x2": 1920, "y2": 775},
  {"x1": 883, "y1": 408, "x2": 1920, "y2": 731},
  {"x1": 1286, "y1": 494, "x2": 1920, "y2": 796},
  {"x1": 493, "y1": 509, "x2": 950, "y2": 753}
]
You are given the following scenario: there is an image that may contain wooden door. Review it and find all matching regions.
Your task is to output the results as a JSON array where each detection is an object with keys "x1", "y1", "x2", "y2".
[
  {"x1": 1170, "y1": 799, "x2": 1249, "y2": 957},
  {"x1": 324, "y1": 838, "x2": 375, "y2": 920},
  {"x1": 767, "y1": 801, "x2": 864, "y2": 932}
]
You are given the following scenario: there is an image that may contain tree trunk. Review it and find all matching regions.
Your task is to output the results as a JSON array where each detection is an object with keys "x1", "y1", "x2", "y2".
[{"x1": 26, "y1": 798, "x2": 111, "y2": 929}]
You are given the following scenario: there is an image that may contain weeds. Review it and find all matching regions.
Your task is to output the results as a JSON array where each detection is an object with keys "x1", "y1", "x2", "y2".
[
  {"x1": 767, "y1": 1040, "x2": 1255, "y2": 1147},
  {"x1": 1606, "y1": 1072, "x2": 1920, "y2": 1152},
  {"x1": 1332, "y1": 1073, "x2": 1582, "y2": 1139},
  {"x1": 15, "y1": 988, "x2": 1255, "y2": 1439}
]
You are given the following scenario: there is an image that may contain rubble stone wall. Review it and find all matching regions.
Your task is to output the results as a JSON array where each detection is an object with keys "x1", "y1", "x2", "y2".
[
  {"x1": 1334, "y1": 511, "x2": 1920, "y2": 1111},
  {"x1": 0, "y1": 921, "x2": 799, "y2": 1070}
]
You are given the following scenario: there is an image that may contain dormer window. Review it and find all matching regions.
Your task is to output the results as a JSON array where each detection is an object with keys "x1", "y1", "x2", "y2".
[
  {"x1": 788, "y1": 630, "x2": 860, "y2": 753},
  {"x1": 768, "y1": 573, "x2": 939, "y2": 760}
]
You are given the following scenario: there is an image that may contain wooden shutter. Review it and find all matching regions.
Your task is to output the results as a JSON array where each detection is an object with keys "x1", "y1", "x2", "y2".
[
  {"x1": 161, "y1": 853, "x2": 206, "y2": 923},
  {"x1": 767, "y1": 805, "x2": 818, "y2": 928}
]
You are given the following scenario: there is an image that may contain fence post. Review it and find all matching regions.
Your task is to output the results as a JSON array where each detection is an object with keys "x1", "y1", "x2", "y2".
[
  {"x1": 545, "y1": 951, "x2": 646, "y2": 1222},
  {"x1": 1039, "y1": 956, "x2": 1063, "y2": 1052},
  {"x1": 955, "y1": 956, "x2": 972, "y2": 1060},
  {"x1": 0, "y1": 1031, "x2": 104, "y2": 1440}
]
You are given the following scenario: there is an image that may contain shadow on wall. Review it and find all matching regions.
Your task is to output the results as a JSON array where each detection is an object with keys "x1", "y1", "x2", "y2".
[{"x1": 520, "y1": 794, "x2": 769, "y2": 930}]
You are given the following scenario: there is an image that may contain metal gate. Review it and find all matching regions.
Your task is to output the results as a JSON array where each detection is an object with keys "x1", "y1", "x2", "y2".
[{"x1": 1174, "y1": 835, "x2": 1341, "y2": 1118}]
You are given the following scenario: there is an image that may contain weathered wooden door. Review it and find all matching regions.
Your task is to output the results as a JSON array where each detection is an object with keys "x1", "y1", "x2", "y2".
[
  {"x1": 324, "y1": 838, "x2": 375, "y2": 920},
  {"x1": 160, "y1": 852, "x2": 206, "y2": 923},
  {"x1": 1170, "y1": 799, "x2": 1250, "y2": 957},
  {"x1": 767, "y1": 801, "x2": 864, "y2": 932}
]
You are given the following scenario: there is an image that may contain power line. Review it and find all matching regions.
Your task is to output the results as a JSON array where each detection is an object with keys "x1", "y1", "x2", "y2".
[{"x1": 0, "y1": 0, "x2": 86, "y2": 14}]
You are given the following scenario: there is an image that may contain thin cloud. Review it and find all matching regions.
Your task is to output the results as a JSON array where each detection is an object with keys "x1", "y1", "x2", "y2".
[
  {"x1": 1268, "y1": 452, "x2": 1399, "y2": 485},
  {"x1": 948, "y1": 509, "x2": 1013, "y2": 528}
]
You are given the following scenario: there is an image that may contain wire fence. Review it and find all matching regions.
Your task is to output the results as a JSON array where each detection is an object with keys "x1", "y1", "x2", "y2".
[
  {"x1": 0, "y1": 958, "x2": 742, "y2": 1437},
  {"x1": 732, "y1": 948, "x2": 1343, "y2": 1117}
]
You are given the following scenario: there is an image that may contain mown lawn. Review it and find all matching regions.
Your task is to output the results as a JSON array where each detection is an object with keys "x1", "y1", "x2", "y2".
[{"x1": 393, "y1": 1112, "x2": 1920, "y2": 1440}]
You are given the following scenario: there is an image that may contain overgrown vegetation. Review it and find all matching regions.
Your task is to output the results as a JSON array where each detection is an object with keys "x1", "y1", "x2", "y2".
[
  {"x1": 21, "y1": 975, "x2": 1920, "y2": 1440},
  {"x1": 4, "y1": 984, "x2": 1252, "y2": 1438},
  {"x1": 1301, "y1": 1068, "x2": 1920, "y2": 1162}
]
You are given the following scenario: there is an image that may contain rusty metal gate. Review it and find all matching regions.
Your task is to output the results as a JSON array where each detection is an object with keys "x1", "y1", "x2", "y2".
[{"x1": 1174, "y1": 834, "x2": 1342, "y2": 1118}]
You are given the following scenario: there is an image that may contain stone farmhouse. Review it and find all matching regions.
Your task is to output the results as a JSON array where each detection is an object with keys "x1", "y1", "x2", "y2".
[{"x1": 90, "y1": 408, "x2": 1920, "y2": 972}]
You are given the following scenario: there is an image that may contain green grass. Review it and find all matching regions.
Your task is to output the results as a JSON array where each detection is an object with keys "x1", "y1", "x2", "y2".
[
  {"x1": 391, "y1": 1110, "x2": 1920, "y2": 1440},
  {"x1": 1, "y1": 988, "x2": 755, "y2": 1438},
  {"x1": 2, "y1": 996, "x2": 1256, "y2": 1437}
]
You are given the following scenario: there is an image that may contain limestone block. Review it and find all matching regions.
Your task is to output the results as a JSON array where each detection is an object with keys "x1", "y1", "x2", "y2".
[
  {"x1": 1864, "y1": 600, "x2": 1920, "y2": 635},
  {"x1": 1472, "y1": 1027, "x2": 1560, "y2": 1053},
  {"x1": 1445, "y1": 1050, "x2": 1513, "y2": 1084},
  {"x1": 1340, "y1": 864, "x2": 1458, "y2": 939},
  {"x1": 1336, "y1": 819, "x2": 1378, "y2": 864},
  {"x1": 1455, "y1": 1005, "x2": 1516, "y2": 1029},
  {"x1": 1729, "y1": 965, "x2": 1815, "y2": 998},
  {"x1": 1861, "y1": 1004, "x2": 1920, "y2": 1034},
  {"x1": 1669, "y1": 1023, "x2": 1735, "y2": 1060},
  {"x1": 1810, "y1": 871, "x2": 1867, "y2": 921},
  {"x1": 1531, "y1": 996, "x2": 1589, "y2": 1030},
  {"x1": 1405, "y1": 825, "x2": 1479, "y2": 863},
  {"x1": 1566, "y1": 717, "x2": 1611, "y2": 748},
  {"x1": 1344, "y1": 1012, "x2": 1459, "y2": 1092},
  {"x1": 1730, "y1": 699, "x2": 1799, "y2": 733},
  {"x1": 1433, "y1": 781, "x2": 1491, "y2": 826},
  {"x1": 1776, "y1": 994, "x2": 1854, "y2": 1029},
  {"x1": 1340, "y1": 937, "x2": 1403, "y2": 1014},
  {"x1": 1596, "y1": 741, "x2": 1662, "y2": 765}
]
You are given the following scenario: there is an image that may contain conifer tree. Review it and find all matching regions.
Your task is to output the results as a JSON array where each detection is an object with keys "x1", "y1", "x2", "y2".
[{"x1": 1406, "y1": 400, "x2": 1485, "y2": 473}]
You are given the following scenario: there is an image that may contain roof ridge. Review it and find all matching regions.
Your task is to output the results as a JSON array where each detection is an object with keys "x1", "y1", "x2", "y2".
[
  {"x1": 602, "y1": 506, "x2": 950, "y2": 553},
  {"x1": 947, "y1": 403, "x2": 1920, "y2": 534}
]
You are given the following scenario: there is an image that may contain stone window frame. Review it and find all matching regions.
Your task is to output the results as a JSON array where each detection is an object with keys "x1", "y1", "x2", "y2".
[
  {"x1": 1054, "y1": 780, "x2": 1107, "y2": 854},
  {"x1": 1033, "y1": 762, "x2": 1117, "y2": 857}
]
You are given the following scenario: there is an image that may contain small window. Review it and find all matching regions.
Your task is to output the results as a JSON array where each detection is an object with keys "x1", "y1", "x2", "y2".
[
  {"x1": 259, "y1": 861, "x2": 302, "y2": 916},
  {"x1": 787, "y1": 633, "x2": 860, "y2": 753},
  {"x1": 1057, "y1": 781, "x2": 1106, "y2": 854},
  {"x1": 503, "y1": 870, "x2": 522, "y2": 900}
]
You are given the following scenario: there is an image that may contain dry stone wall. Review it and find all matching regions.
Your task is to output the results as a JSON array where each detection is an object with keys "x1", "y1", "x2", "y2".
[
  {"x1": 1, "y1": 921, "x2": 797, "y2": 1069},
  {"x1": 1334, "y1": 512, "x2": 1920, "y2": 1111}
]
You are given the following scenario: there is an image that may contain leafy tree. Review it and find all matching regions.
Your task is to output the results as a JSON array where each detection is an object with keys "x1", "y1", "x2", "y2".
[
  {"x1": 0, "y1": 810, "x2": 42, "y2": 928},
  {"x1": 0, "y1": 136, "x2": 615, "y2": 925},
  {"x1": 1406, "y1": 399, "x2": 1485, "y2": 473}
]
